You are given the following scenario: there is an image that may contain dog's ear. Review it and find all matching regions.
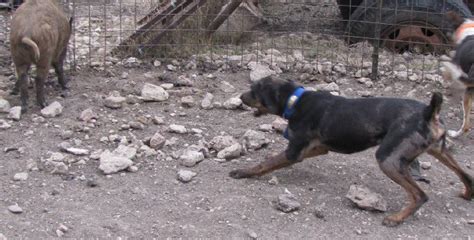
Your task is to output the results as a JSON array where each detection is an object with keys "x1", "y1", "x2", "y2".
[{"x1": 446, "y1": 11, "x2": 465, "y2": 29}]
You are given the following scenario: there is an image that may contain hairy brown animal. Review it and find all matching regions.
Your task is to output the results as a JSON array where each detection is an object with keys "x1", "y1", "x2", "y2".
[{"x1": 10, "y1": 0, "x2": 72, "y2": 112}]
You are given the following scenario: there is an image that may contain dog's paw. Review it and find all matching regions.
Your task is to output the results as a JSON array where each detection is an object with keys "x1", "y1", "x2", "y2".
[
  {"x1": 447, "y1": 130, "x2": 462, "y2": 138},
  {"x1": 229, "y1": 169, "x2": 253, "y2": 179},
  {"x1": 382, "y1": 216, "x2": 403, "y2": 227}
]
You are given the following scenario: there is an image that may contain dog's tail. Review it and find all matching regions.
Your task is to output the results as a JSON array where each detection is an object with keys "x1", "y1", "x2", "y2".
[
  {"x1": 423, "y1": 92, "x2": 443, "y2": 122},
  {"x1": 21, "y1": 37, "x2": 40, "y2": 63}
]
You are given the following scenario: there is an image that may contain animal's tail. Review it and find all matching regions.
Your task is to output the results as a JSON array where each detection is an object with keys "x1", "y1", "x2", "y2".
[
  {"x1": 423, "y1": 92, "x2": 443, "y2": 122},
  {"x1": 21, "y1": 37, "x2": 40, "y2": 63}
]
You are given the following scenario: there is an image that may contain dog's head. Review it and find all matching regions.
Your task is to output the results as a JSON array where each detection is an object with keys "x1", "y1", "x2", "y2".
[
  {"x1": 446, "y1": 11, "x2": 465, "y2": 30},
  {"x1": 240, "y1": 77, "x2": 298, "y2": 117}
]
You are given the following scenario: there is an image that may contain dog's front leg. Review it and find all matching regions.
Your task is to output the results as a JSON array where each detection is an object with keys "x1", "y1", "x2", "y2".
[{"x1": 229, "y1": 151, "x2": 293, "y2": 179}]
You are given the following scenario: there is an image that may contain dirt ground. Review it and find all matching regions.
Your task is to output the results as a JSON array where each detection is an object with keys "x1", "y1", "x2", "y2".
[
  {"x1": 1, "y1": 3, "x2": 474, "y2": 240},
  {"x1": 0, "y1": 60, "x2": 473, "y2": 239}
]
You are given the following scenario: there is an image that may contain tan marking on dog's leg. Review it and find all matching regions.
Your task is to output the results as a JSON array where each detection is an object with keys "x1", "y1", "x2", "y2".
[
  {"x1": 378, "y1": 157, "x2": 428, "y2": 227},
  {"x1": 428, "y1": 148, "x2": 474, "y2": 200}
]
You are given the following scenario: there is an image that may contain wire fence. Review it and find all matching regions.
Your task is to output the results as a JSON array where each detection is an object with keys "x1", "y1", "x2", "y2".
[{"x1": 0, "y1": 0, "x2": 472, "y2": 83}]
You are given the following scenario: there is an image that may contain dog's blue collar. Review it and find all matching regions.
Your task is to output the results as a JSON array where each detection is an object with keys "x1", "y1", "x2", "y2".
[
  {"x1": 283, "y1": 87, "x2": 305, "y2": 120},
  {"x1": 282, "y1": 87, "x2": 305, "y2": 140}
]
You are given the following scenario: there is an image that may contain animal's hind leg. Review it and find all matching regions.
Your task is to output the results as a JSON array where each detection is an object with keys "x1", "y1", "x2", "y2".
[
  {"x1": 428, "y1": 148, "x2": 473, "y2": 200},
  {"x1": 448, "y1": 88, "x2": 474, "y2": 138},
  {"x1": 14, "y1": 65, "x2": 30, "y2": 112},
  {"x1": 375, "y1": 133, "x2": 429, "y2": 226},
  {"x1": 35, "y1": 66, "x2": 49, "y2": 108}
]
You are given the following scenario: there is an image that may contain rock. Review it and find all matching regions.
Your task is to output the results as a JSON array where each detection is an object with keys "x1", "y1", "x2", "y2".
[
  {"x1": 268, "y1": 176, "x2": 279, "y2": 185},
  {"x1": 65, "y1": 147, "x2": 89, "y2": 156},
  {"x1": 201, "y1": 93, "x2": 214, "y2": 110},
  {"x1": 8, "y1": 204, "x2": 23, "y2": 214},
  {"x1": 420, "y1": 161, "x2": 432, "y2": 170},
  {"x1": 7, "y1": 106, "x2": 21, "y2": 121},
  {"x1": 79, "y1": 108, "x2": 98, "y2": 122},
  {"x1": 149, "y1": 132, "x2": 166, "y2": 149},
  {"x1": 104, "y1": 91, "x2": 126, "y2": 109},
  {"x1": 127, "y1": 165, "x2": 139, "y2": 173},
  {"x1": 247, "y1": 230, "x2": 258, "y2": 240},
  {"x1": 99, "y1": 150, "x2": 134, "y2": 174},
  {"x1": 40, "y1": 101, "x2": 63, "y2": 118},
  {"x1": 243, "y1": 130, "x2": 269, "y2": 150},
  {"x1": 13, "y1": 172, "x2": 28, "y2": 181},
  {"x1": 123, "y1": 57, "x2": 140, "y2": 67},
  {"x1": 160, "y1": 83, "x2": 174, "y2": 90},
  {"x1": 167, "y1": 64, "x2": 177, "y2": 71},
  {"x1": 180, "y1": 150, "x2": 205, "y2": 167},
  {"x1": 181, "y1": 96, "x2": 195, "y2": 108},
  {"x1": 0, "y1": 119, "x2": 11, "y2": 130},
  {"x1": 223, "y1": 97, "x2": 242, "y2": 110},
  {"x1": 152, "y1": 116, "x2": 165, "y2": 125},
  {"x1": 176, "y1": 75, "x2": 193, "y2": 87},
  {"x1": 258, "y1": 124, "x2": 273, "y2": 132},
  {"x1": 467, "y1": 219, "x2": 474, "y2": 225},
  {"x1": 0, "y1": 98, "x2": 10, "y2": 113},
  {"x1": 406, "y1": 89, "x2": 417, "y2": 98},
  {"x1": 169, "y1": 124, "x2": 187, "y2": 134},
  {"x1": 210, "y1": 135, "x2": 239, "y2": 151},
  {"x1": 272, "y1": 118, "x2": 287, "y2": 132},
  {"x1": 141, "y1": 83, "x2": 169, "y2": 102},
  {"x1": 249, "y1": 62, "x2": 275, "y2": 82},
  {"x1": 60, "y1": 130, "x2": 74, "y2": 140},
  {"x1": 129, "y1": 121, "x2": 144, "y2": 130},
  {"x1": 346, "y1": 184, "x2": 387, "y2": 212},
  {"x1": 153, "y1": 60, "x2": 161, "y2": 67},
  {"x1": 317, "y1": 82, "x2": 339, "y2": 92},
  {"x1": 177, "y1": 169, "x2": 197, "y2": 183},
  {"x1": 220, "y1": 81, "x2": 236, "y2": 93},
  {"x1": 217, "y1": 143, "x2": 242, "y2": 160},
  {"x1": 275, "y1": 192, "x2": 301, "y2": 213},
  {"x1": 50, "y1": 162, "x2": 69, "y2": 175},
  {"x1": 112, "y1": 145, "x2": 137, "y2": 160},
  {"x1": 0, "y1": 233, "x2": 6, "y2": 240}
]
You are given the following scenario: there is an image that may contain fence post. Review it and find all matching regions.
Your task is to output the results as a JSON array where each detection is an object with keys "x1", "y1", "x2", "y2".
[{"x1": 371, "y1": 0, "x2": 383, "y2": 81}]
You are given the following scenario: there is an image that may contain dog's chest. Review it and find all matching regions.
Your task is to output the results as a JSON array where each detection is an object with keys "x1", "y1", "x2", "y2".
[{"x1": 455, "y1": 20, "x2": 474, "y2": 44}]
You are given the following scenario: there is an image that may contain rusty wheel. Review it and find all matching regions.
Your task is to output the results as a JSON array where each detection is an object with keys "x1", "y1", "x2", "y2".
[{"x1": 382, "y1": 22, "x2": 448, "y2": 54}]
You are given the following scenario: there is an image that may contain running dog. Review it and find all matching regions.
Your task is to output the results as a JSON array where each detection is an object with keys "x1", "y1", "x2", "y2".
[{"x1": 230, "y1": 77, "x2": 473, "y2": 226}]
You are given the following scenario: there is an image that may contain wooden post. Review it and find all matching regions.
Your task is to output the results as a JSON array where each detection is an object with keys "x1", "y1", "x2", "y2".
[{"x1": 205, "y1": 0, "x2": 243, "y2": 37}]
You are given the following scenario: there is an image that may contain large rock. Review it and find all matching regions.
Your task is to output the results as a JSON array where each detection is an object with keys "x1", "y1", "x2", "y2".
[
  {"x1": 79, "y1": 108, "x2": 98, "y2": 122},
  {"x1": 0, "y1": 98, "x2": 10, "y2": 113},
  {"x1": 41, "y1": 101, "x2": 63, "y2": 118},
  {"x1": 243, "y1": 130, "x2": 269, "y2": 150},
  {"x1": 112, "y1": 145, "x2": 137, "y2": 160},
  {"x1": 7, "y1": 106, "x2": 21, "y2": 121},
  {"x1": 346, "y1": 184, "x2": 387, "y2": 212},
  {"x1": 249, "y1": 62, "x2": 275, "y2": 82},
  {"x1": 179, "y1": 150, "x2": 205, "y2": 167},
  {"x1": 99, "y1": 150, "x2": 133, "y2": 174},
  {"x1": 149, "y1": 132, "x2": 166, "y2": 150},
  {"x1": 201, "y1": 93, "x2": 214, "y2": 110},
  {"x1": 169, "y1": 124, "x2": 187, "y2": 134},
  {"x1": 210, "y1": 135, "x2": 239, "y2": 151},
  {"x1": 223, "y1": 97, "x2": 242, "y2": 110},
  {"x1": 141, "y1": 83, "x2": 169, "y2": 102},
  {"x1": 275, "y1": 192, "x2": 301, "y2": 213},
  {"x1": 104, "y1": 91, "x2": 126, "y2": 109},
  {"x1": 177, "y1": 169, "x2": 197, "y2": 183},
  {"x1": 217, "y1": 143, "x2": 242, "y2": 160}
]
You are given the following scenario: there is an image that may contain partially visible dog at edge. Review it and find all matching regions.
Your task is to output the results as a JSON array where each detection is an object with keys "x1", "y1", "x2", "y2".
[
  {"x1": 10, "y1": 0, "x2": 72, "y2": 113},
  {"x1": 231, "y1": 77, "x2": 473, "y2": 226},
  {"x1": 441, "y1": 11, "x2": 474, "y2": 138}
]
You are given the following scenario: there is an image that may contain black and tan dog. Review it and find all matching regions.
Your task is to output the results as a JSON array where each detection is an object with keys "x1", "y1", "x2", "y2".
[
  {"x1": 442, "y1": 11, "x2": 474, "y2": 138},
  {"x1": 230, "y1": 77, "x2": 473, "y2": 226}
]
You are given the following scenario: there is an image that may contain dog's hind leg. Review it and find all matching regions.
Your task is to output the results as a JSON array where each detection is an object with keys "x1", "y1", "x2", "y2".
[
  {"x1": 376, "y1": 133, "x2": 429, "y2": 226},
  {"x1": 427, "y1": 147, "x2": 473, "y2": 200},
  {"x1": 448, "y1": 88, "x2": 474, "y2": 138}
]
